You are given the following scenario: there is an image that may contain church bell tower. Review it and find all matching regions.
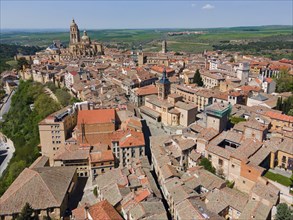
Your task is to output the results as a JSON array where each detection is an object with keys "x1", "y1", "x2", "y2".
[
  {"x1": 156, "y1": 68, "x2": 171, "y2": 100},
  {"x1": 70, "y1": 19, "x2": 80, "y2": 44}
]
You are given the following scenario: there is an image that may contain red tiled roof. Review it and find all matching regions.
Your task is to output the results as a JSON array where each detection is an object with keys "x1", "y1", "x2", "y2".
[
  {"x1": 90, "y1": 150, "x2": 114, "y2": 163},
  {"x1": 151, "y1": 65, "x2": 174, "y2": 73},
  {"x1": 134, "y1": 188, "x2": 151, "y2": 202},
  {"x1": 70, "y1": 71, "x2": 78, "y2": 76},
  {"x1": 265, "y1": 111, "x2": 293, "y2": 123},
  {"x1": 239, "y1": 85, "x2": 261, "y2": 92},
  {"x1": 135, "y1": 85, "x2": 158, "y2": 96},
  {"x1": 265, "y1": 78, "x2": 273, "y2": 83},
  {"x1": 278, "y1": 59, "x2": 293, "y2": 65},
  {"x1": 89, "y1": 200, "x2": 123, "y2": 220},
  {"x1": 77, "y1": 109, "x2": 115, "y2": 125},
  {"x1": 112, "y1": 130, "x2": 145, "y2": 148}
]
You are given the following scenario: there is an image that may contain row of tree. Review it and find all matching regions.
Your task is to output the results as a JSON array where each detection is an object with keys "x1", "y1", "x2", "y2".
[
  {"x1": 276, "y1": 96, "x2": 293, "y2": 116},
  {"x1": 212, "y1": 41, "x2": 293, "y2": 60},
  {"x1": 0, "y1": 44, "x2": 43, "y2": 72},
  {"x1": 275, "y1": 70, "x2": 293, "y2": 93}
]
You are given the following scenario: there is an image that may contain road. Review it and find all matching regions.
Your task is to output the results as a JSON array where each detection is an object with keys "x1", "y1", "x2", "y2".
[
  {"x1": 0, "y1": 90, "x2": 15, "y2": 120},
  {"x1": 0, "y1": 135, "x2": 15, "y2": 177},
  {"x1": 0, "y1": 90, "x2": 16, "y2": 176}
]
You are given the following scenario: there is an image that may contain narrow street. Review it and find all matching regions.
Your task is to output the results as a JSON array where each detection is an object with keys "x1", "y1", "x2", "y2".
[{"x1": 0, "y1": 90, "x2": 15, "y2": 120}]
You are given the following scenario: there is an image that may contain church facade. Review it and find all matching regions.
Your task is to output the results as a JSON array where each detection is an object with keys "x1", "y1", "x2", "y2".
[{"x1": 68, "y1": 19, "x2": 103, "y2": 56}]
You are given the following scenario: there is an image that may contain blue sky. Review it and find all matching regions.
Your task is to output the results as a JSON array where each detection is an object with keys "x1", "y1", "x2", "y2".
[{"x1": 1, "y1": 1, "x2": 292, "y2": 29}]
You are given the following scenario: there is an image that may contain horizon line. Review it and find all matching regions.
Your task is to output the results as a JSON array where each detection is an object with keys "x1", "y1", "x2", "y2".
[{"x1": 1, "y1": 24, "x2": 292, "y2": 32}]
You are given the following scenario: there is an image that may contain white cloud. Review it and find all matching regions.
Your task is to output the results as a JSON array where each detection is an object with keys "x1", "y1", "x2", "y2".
[
  {"x1": 202, "y1": 4, "x2": 215, "y2": 10},
  {"x1": 191, "y1": 3, "x2": 196, "y2": 7}
]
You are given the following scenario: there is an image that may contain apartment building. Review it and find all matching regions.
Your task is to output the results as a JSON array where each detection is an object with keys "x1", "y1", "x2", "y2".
[
  {"x1": 112, "y1": 130, "x2": 145, "y2": 167},
  {"x1": 201, "y1": 71, "x2": 225, "y2": 89},
  {"x1": 39, "y1": 106, "x2": 77, "y2": 164},
  {"x1": 171, "y1": 84, "x2": 214, "y2": 111}
]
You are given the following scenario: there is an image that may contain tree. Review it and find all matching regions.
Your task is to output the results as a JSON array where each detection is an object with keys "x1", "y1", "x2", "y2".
[
  {"x1": 276, "y1": 97, "x2": 283, "y2": 110},
  {"x1": 0, "y1": 81, "x2": 63, "y2": 197},
  {"x1": 275, "y1": 69, "x2": 293, "y2": 93},
  {"x1": 17, "y1": 203, "x2": 34, "y2": 220},
  {"x1": 93, "y1": 186, "x2": 98, "y2": 197},
  {"x1": 229, "y1": 116, "x2": 246, "y2": 125},
  {"x1": 17, "y1": 58, "x2": 29, "y2": 70},
  {"x1": 275, "y1": 203, "x2": 293, "y2": 220},
  {"x1": 229, "y1": 57, "x2": 235, "y2": 63},
  {"x1": 55, "y1": 89, "x2": 71, "y2": 107},
  {"x1": 193, "y1": 69, "x2": 204, "y2": 87},
  {"x1": 45, "y1": 82, "x2": 57, "y2": 93},
  {"x1": 276, "y1": 95, "x2": 293, "y2": 115},
  {"x1": 34, "y1": 93, "x2": 60, "y2": 119},
  {"x1": 199, "y1": 158, "x2": 216, "y2": 174},
  {"x1": 225, "y1": 180, "x2": 235, "y2": 188}
]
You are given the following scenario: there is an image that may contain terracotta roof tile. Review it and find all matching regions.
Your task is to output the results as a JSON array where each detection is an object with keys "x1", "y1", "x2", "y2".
[
  {"x1": 90, "y1": 150, "x2": 114, "y2": 163},
  {"x1": 266, "y1": 111, "x2": 293, "y2": 122},
  {"x1": 134, "y1": 85, "x2": 158, "y2": 96},
  {"x1": 134, "y1": 188, "x2": 151, "y2": 202},
  {"x1": 89, "y1": 200, "x2": 123, "y2": 220},
  {"x1": 77, "y1": 109, "x2": 116, "y2": 125}
]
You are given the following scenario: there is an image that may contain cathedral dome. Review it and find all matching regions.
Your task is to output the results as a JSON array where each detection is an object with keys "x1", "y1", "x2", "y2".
[{"x1": 81, "y1": 30, "x2": 90, "y2": 41}]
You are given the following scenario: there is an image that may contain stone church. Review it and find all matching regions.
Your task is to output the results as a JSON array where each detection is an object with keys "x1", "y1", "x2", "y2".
[{"x1": 69, "y1": 19, "x2": 103, "y2": 56}]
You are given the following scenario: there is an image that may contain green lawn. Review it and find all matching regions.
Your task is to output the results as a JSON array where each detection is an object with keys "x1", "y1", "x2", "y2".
[
  {"x1": 264, "y1": 171, "x2": 292, "y2": 187},
  {"x1": 6, "y1": 60, "x2": 17, "y2": 67}
]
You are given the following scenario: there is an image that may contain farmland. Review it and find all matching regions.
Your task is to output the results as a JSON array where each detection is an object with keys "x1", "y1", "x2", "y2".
[{"x1": 1, "y1": 25, "x2": 292, "y2": 57}]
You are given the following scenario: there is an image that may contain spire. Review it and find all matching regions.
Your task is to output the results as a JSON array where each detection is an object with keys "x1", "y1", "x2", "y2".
[
  {"x1": 71, "y1": 18, "x2": 77, "y2": 27},
  {"x1": 162, "y1": 67, "x2": 167, "y2": 79},
  {"x1": 158, "y1": 67, "x2": 170, "y2": 84}
]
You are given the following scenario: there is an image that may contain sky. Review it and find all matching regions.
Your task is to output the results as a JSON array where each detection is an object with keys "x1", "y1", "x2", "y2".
[{"x1": 1, "y1": 0, "x2": 292, "y2": 29}]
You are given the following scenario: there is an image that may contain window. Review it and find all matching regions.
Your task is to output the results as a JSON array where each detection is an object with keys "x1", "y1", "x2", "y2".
[
  {"x1": 282, "y1": 156, "x2": 286, "y2": 162},
  {"x1": 243, "y1": 180, "x2": 245, "y2": 184},
  {"x1": 218, "y1": 159, "x2": 223, "y2": 166},
  {"x1": 208, "y1": 154, "x2": 212, "y2": 160},
  {"x1": 248, "y1": 170, "x2": 251, "y2": 173},
  {"x1": 232, "y1": 164, "x2": 235, "y2": 168}
]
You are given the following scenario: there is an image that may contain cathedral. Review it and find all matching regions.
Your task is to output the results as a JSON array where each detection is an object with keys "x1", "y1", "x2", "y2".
[{"x1": 69, "y1": 19, "x2": 103, "y2": 56}]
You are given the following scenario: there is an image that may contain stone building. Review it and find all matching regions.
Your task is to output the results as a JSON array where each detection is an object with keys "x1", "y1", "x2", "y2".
[
  {"x1": 0, "y1": 158, "x2": 77, "y2": 219},
  {"x1": 162, "y1": 40, "x2": 167, "y2": 54},
  {"x1": 68, "y1": 19, "x2": 103, "y2": 57},
  {"x1": 205, "y1": 102, "x2": 231, "y2": 133},
  {"x1": 39, "y1": 106, "x2": 77, "y2": 165},
  {"x1": 156, "y1": 68, "x2": 171, "y2": 100}
]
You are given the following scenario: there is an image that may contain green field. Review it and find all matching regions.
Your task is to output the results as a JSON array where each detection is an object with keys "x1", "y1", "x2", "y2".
[{"x1": 0, "y1": 25, "x2": 292, "y2": 55}]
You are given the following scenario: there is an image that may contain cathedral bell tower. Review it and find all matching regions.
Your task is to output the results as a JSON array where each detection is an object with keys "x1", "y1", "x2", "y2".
[
  {"x1": 70, "y1": 19, "x2": 80, "y2": 44},
  {"x1": 156, "y1": 68, "x2": 171, "y2": 100}
]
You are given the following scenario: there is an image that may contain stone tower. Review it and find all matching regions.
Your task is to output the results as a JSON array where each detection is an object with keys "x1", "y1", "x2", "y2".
[
  {"x1": 235, "y1": 62, "x2": 249, "y2": 85},
  {"x1": 205, "y1": 102, "x2": 231, "y2": 133},
  {"x1": 156, "y1": 68, "x2": 170, "y2": 99},
  {"x1": 70, "y1": 19, "x2": 80, "y2": 44},
  {"x1": 162, "y1": 40, "x2": 167, "y2": 53}
]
